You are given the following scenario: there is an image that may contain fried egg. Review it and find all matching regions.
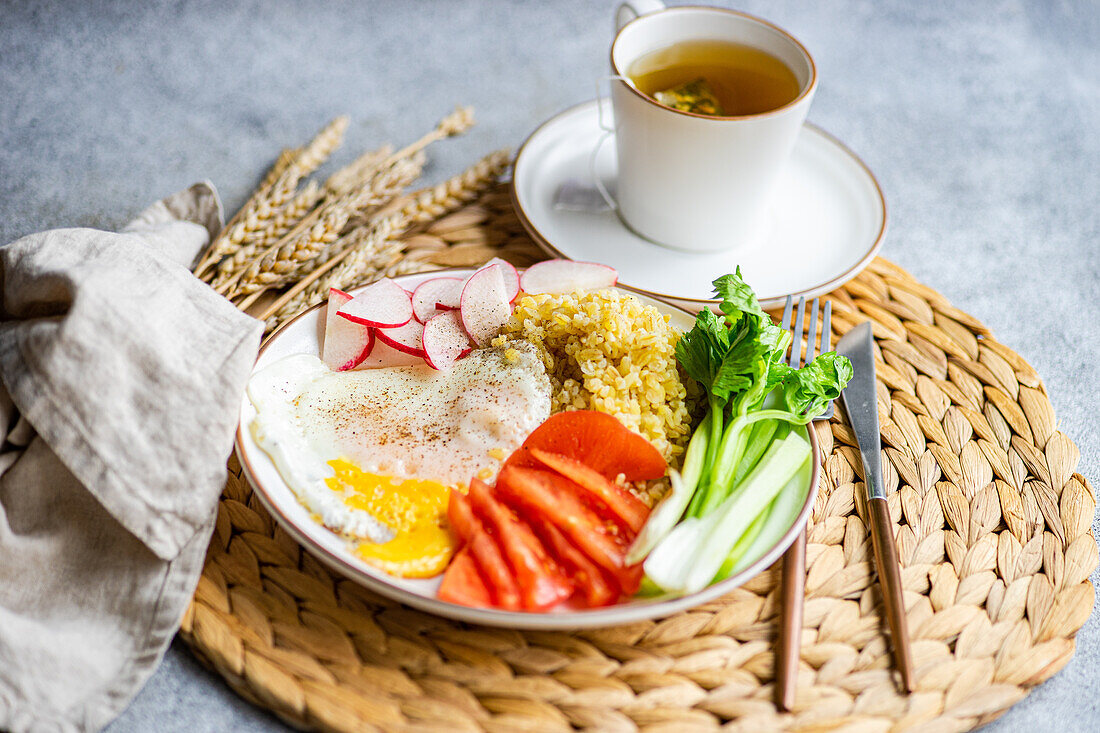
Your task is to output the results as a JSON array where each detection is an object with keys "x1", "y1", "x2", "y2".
[{"x1": 247, "y1": 343, "x2": 551, "y2": 576}]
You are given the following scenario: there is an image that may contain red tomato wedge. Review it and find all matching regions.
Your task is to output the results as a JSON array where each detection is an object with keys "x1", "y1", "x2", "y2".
[
  {"x1": 533, "y1": 520, "x2": 618, "y2": 607},
  {"x1": 612, "y1": 559, "x2": 644, "y2": 597},
  {"x1": 467, "y1": 479, "x2": 572, "y2": 611},
  {"x1": 496, "y1": 465, "x2": 628, "y2": 574},
  {"x1": 525, "y1": 447, "x2": 650, "y2": 536},
  {"x1": 438, "y1": 547, "x2": 492, "y2": 608},
  {"x1": 505, "y1": 411, "x2": 666, "y2": 482},
  {"x1": 447, "y1": 487, "x2": 476, "y2": 544},
  {"x1": 446, "y1": 490, "x2": 521, "y2": 610}
]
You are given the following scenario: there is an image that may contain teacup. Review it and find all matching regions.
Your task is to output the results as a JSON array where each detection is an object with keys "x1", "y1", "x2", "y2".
[{"x1": 603, "y1": 0, "x2": 817, "y2": 253}]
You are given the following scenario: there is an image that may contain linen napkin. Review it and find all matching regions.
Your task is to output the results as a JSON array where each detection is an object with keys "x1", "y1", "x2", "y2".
[{"x1": 0, "y1": 183, "x2": 263, "y2": 732}]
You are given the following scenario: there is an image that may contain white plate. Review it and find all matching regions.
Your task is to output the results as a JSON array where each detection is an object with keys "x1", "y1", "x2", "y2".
[
  {"x1": 511, "y1": 99, "x2": 887, "y2": 310},
  {"x1": 235, "y1": 269, "x2": 820, "y2": 630}
]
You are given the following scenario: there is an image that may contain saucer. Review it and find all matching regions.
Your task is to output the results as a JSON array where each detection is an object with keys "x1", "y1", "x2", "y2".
[{"x1": 511, "y1": 99, "x2": 887, "y2": 309}]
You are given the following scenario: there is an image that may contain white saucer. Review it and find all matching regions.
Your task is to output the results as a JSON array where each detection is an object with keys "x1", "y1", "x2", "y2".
[{"x1": 511, "y1": 99, "x2": 887, "y2": 309}]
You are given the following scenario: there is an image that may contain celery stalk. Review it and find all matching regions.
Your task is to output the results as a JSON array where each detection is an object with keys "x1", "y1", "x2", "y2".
[
  {"x1": 713, "y1": 455, "x2": 811, "y2": 580},
  {"x1": 644, "y1": 431, "x2": 810, "y2": 594},
  {"x1": 712, "y1": 506, "x2": 769, "y2": 580},
  {"x1": 681, "y1": 432, "x2": 810, "y2": 593},
  {"x1": 626, "y1": 413, "x2": 712, "y2": 564},
  {"x1": 732, "y1": 420, "x2": 782, "y2": 486}
]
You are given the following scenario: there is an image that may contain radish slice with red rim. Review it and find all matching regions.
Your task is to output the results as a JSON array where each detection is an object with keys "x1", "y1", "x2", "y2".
[
  {"x1": 460, "y1": 264, "x2": 512, "y2": 346},
  {"x1": 423, "y1": 310, "x2": 473, "y2": 371},
  {"x1": 412, "y1": 277, "x2": 464, "y2": 323},
  {"x1": 322, "y1": 288, "x2": 375, "y2": 371},
  {"x1": 358, "y1": 336, "x2": 424, "y2": 368},
  {"x1": 520, "y1": 260, "x2": 618, "y2": 295},
  {"x1": 337, "y1": 278, "x2": 413, "y2": 328},
  {"x1": 481, "y1": 257, "x2": 520, "y2": 302},
  {"x1": 376, "y1": 319, "x2": 427, "y2": 357}
]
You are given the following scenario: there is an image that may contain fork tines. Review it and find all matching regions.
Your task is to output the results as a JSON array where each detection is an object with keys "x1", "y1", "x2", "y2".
[{"x1": 781, "y1": 295, "x2": 833, "y2": 418}]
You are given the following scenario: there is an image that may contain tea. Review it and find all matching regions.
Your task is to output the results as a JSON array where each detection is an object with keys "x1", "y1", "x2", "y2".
[{"x1": 628, "y1": 39, "x2": 800, "y2": 117}]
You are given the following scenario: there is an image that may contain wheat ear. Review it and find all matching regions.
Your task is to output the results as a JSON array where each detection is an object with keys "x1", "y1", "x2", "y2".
[
  {"x1": 224, "y1": 153, "x2": 425, "y2": 297},
  {"x1": 192, "y1": 153, "x2": 290, "y2": 277},
  {"x1": 381, "y1": 106, "x2": 475, "y2": 170},
  {"x1": 258, "y1": 148, "x2": 509, "y2": 329},
  {"x1": 219, "y1": 181, "x2": 325, "y2": 275},
  {"x1": 261, "y1": 148, "x2": 298, "y2": 189},
  {"x1": 219, "y1": 109, "x2": 473, "y2": 298},
  {"x1": 212, "y1": 143, "x2": 394, "y2": 287},
  {"x1": 324, "y1": 145, "x2": 393, "y2": 197},
  {"x1": 193, "y1": 116, "x2": 348, "y2": 278},
  {"x1": 302, "y1": 148, "x2": 509, "y2": 300}
]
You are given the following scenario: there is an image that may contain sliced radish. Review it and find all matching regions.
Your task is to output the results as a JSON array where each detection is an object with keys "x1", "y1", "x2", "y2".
[
  {"x1": 460, "y1": 264, "x2": 512, "y2": 346},
  {"x1": 423, "y1": 311, "x2": 473, "y2": 371},
  {"x1": 520, "y1": 260, "x2": 618, "y2": 295},
  {"x1": 412, "y1": 277, "x2": 463, "y2": 323},
  {"x1": 357, "y1": 336, "x2": 424, "y2": 368},
  {"x1": 337, "y1": 279, "x2": 413, "y2": 328},
  {"x1": 376, "y1": 319, "x2": 426, "y2": 357},
  {"x1": 322, "y1": 288, "x2": 375, "y2": 371},
  {"x1": 481, "y1": 257, "x2": 520, "y2": 302}
]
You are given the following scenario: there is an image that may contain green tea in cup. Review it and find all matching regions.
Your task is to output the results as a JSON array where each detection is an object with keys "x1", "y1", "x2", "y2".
[{"x1": 627, "y1": 39, "x2": 800, "y2": 117}]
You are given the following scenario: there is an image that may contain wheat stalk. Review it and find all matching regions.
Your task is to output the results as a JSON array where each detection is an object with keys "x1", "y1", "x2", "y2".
[
  {"x1": 261, "y1": 148, "x2": 298, "y2": 189},
  {"x1": 398, "y1": 148, "x2": 511, "y2": 226},
  {"x1": 212, "y1": 144, "x2": 394, "y2": 288},
  {"x1": 324, "y1": 145, "x2": 393, "y2": 197},
  {"x1": 209, "y1": 179, "x2": 324, "y2": 284},
  {"x1": 258, "y1": 148, "x2": 509, "y2": 329},
  {"x1": 262, "y1": 216, "x2": 408, "y2": 331},
  {"x1": 294, "y1": 116, "x2": 349, "y2": 173},
  {"x1": 243, "y1": 181, "x2": 325, "y2": 257},
  {"x1": 221, "y1": 153, "x2": 425, "y2": 298},
  {"x1": 199, "y1": 108, "x2": 465, "y2": 281},
  {"x1": 298, "y1": 148, "x2": 509, "y2": 304},
  {"x1": 382, "y1": 106, "x2": 474, "y2": 170},
  {"x1": 192, "y1": 155, "x2": 288, "y2": 278},
  {"x1": 218, "y1": 108, "x2": 476, "y2": 299},
  {"x1": 193, "y1": 116, "x2": 348, "y2": 278}
]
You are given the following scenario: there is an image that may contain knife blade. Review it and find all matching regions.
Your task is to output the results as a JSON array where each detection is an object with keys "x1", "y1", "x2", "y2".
[
  {"x1": 836, "y1": 322, "x2": 886, "y2": 500},
  {"x1": 836, "y1": 321, "x2": 916, "y2": 693}
]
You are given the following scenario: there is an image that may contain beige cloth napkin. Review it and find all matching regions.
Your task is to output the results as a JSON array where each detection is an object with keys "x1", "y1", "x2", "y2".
[{"x1": 0, "y1": 183, "x2": 263, "y2": 732}]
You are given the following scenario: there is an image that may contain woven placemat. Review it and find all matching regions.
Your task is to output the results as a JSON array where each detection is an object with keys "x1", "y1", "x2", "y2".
[{"x1": 181, "y1": 187, "x2": 1097, "y2": 732}]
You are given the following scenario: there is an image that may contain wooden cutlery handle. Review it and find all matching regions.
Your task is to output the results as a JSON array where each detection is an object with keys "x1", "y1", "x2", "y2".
[
  {"x1": 775, "y1": 529, "x2": 806, "y2": 711},
  {"x1": 868, "y1": 497, "x2": 915, "y2": 693}
]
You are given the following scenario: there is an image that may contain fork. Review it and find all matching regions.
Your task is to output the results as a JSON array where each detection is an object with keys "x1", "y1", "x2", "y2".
[{"x1": 775, "y1": 295, "x2": 832, "y2": 712}]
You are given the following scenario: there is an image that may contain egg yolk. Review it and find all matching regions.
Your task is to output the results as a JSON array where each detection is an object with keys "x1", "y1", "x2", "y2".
[{"x1": 325, "y1": 458, "x2": 456, "y2": 578}]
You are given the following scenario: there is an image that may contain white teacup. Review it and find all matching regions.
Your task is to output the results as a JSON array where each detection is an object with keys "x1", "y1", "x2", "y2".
[{"x1": 604, "y1": 0, "x2": 817, "y2": 253}]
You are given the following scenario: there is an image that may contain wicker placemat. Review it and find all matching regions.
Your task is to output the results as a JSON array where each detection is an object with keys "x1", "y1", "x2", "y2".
[{"x1": 181, "y1": 188, "x2": 1097, "y2": 732}]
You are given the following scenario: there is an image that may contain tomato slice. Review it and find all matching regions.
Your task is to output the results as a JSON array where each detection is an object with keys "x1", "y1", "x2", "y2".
[
  {"x1": 613, "y1": 560, "x2": 644, "y2": 597},
  {"x1": 437, "y1": 547, "x2": 492, "y2": 608},
  {"x1": 467, "y1": 479, "x2": 572, "y2": 611},
  {"x1": 496, "y1": 465, "x2": 628, "y2": 573},
  {"x1": 447, "y1": 487, "x2": 475, "y2": 544},
  {"x1": 447, "y1": 490, "x2": 521, "y2": 610},
  {"x1": 525, "y1": 447, "x2": 650, "y2": 536},
  {"x1": 505, "y1": 411, "x2": 666, "y2": 482},
  {"x1": 533, "y1": 519, "x2": 618, "y2": 607}
]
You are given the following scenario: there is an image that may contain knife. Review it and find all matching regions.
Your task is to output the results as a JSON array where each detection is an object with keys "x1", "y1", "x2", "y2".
[{"x1": 836, "y1": 321, "x2": 915, "y2": 693}]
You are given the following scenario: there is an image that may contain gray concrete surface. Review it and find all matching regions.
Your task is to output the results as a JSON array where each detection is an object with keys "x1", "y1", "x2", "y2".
[{"x1": 1, "y1": 0, "x2": 1097, "y2": 730}]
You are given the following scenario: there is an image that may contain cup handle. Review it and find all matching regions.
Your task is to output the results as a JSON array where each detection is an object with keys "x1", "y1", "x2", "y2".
[
  {"x1": 589, "y1": 131, "x2": 618, "y2": 211},
  {"x1": 616, "y1": 0, "x2": 665, "y2": 31},
  {"x1": 594, "y1": 75, "x2": 631, "y2": 133}
]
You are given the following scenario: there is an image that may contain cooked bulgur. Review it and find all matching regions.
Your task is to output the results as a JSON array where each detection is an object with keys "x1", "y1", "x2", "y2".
[{"x1": 492, "y1": 289, "x2": 697, "y2": 469}]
